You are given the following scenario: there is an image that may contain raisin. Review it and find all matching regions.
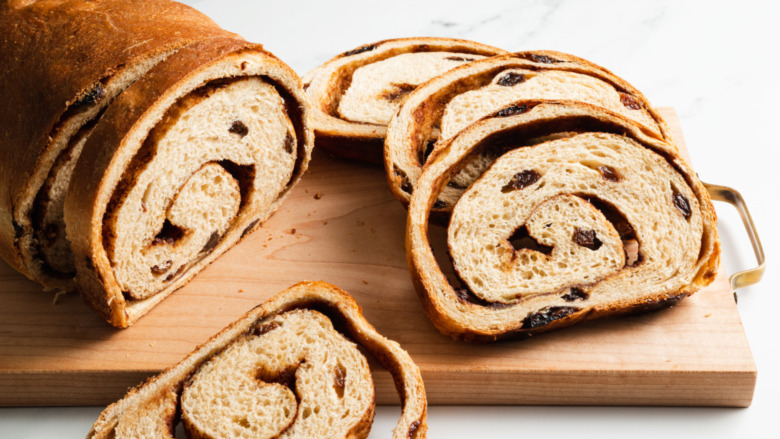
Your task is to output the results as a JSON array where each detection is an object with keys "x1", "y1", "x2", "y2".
[
  {"x1": 562, "y1": 287, "x2": 589, "y2": 302},
  {"x1": 530, "y1": 54, "x2": 560, "y2": 64},
  {"x1": 407, "y1": 421, "x2": 421, "y2": 438},
  {"x1": 240, "y1": 61, "x2": 248, "y2": 70},
  {"x1": 333, "y1": 365, "x2": 346, "y2": 398},
  {"x1": 673, "y1": 191, "x2": 692, "y2": 219},
  {"x1": 501, "y1": 169, "x2": 540, "y2": 192},
  {"x1": 202, "y1": 231, "x2": 220, "y2": 254},
  {"x1": 598, "y1": 165, "x2": 621, "y2": 182},
  {"x1": 72, "y1": 82, "x2": 105, "y2": 108},
  {"x1": 283, "y1": 132, "x2": 294, "y2": 154},
  {"x1": 229, "y1": 120, "x2": 249, "y2": 137},
  {"x1": 241, "y1": 219, "x2": 260, "y2": 238},
  {"x1": 381, "y1": 83, "x2": 416, "y2": 102},
  {"x1": 163, "y1": 264, "x2": 186, "y2": 282},
  {"x1": 445, "y1": 56, "x2": 475, "y2": 62},
  {"x1": 251, "y1": 321, "x2": 280, "y2": 336},
  {"x1": 495, "y1": 104, "x2": 529, "y2": 118},
  {"x1": 619, "y1": 92, "x2": 642, "y2": 110},
  {"x1": 393, "y1": 165, "x2": 414, "y2": 195},
  {"x1": 150, "y1": 260, "x2": 172, "y2": 275},
  {"x1": 342, "y1": 44, "x2": 377, "y2": 56},
  {"x1": 572, "y1": 228, "x2": 602, "y2": 250},
  {"x1": 497, "y1": 72, "x2": 526, "y2": 86},
  {"x1": 522, "y1": 306, "x2": 578, "y2": 328}
]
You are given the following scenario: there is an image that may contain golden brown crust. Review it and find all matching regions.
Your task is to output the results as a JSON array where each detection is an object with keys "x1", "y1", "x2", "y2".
[
  {"x1": 87, "y1": 281, "x2": 427, "y2": 439},
  {"x1": 0, "y1": 0, "x2": 236, "y2": 286}
]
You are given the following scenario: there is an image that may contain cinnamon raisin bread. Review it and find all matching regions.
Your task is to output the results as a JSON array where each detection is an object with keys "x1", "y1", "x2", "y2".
[
  {"x1": 406, "y1": 102, "x2": 719, "y2": 341},
  {"x1": 0, "y1": 1, "x2": 313, "y2": 327},
  {"x1": 385, "y1": 51, "x2": 676, "y2": 205},
  {"x1": 303, "y1": 38, "x2": 507, "y2": 163},
  {"x1": 88, "y1": 281, "x2": 427, "y2": 439}
]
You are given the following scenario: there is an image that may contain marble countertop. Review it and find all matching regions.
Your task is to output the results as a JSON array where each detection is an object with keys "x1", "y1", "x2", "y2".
[{"x1": 2, "y1": 0, "x2": 778, "y2": 437}]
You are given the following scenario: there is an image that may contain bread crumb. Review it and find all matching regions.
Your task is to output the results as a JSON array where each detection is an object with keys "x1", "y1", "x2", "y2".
[
  {"x1": 314, "y1": 192, "x2": 322, "y2": 200},
  {"x1": 705, "y1": 313, "x2": 712, "y2": 318},
  {"x1": 288, "y1": 228, "x2": 296, "y2": 235},
  {"x1": 362, "y1": 280, "x2": 368, "y2": 285},
  {"x1": 323, "y1": 220, "x2": 328, "y2": 225},
  {"x1": 238, "y1": 289, "x2": 244, "y2": 293},
  {"x1": 149, "y1": 341, "x2": 157, "y2": 347},
  {"x1": 52, "y1": 289, "x2": 68, "y2": 306}
]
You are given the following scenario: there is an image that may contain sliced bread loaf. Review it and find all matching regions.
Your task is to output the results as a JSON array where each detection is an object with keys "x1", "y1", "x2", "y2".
[
  {"x1": 88, "y1": 281, "x2": 427, "y2": 439},
  {"x1": 0, "y1": 1, "x2": 313, "y2": 328},
  {"x1": 406, "y1": 102, "x2": 719, "y2": 341},
  {"x1": 303, "y1": 38, "x2": 507, "y2": 163}
]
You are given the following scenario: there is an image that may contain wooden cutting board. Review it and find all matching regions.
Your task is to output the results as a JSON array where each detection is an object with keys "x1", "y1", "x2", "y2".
[{"x1": 0, "y1": 108, "x2": 756, "y2": 407}]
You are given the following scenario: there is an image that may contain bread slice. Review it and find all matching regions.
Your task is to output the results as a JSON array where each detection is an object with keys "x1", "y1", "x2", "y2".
[
  {"x1": 302, "y1": 38, "x2": 507, "y2": 163},
  {"x1": 406, "y1": 102, "x2": 720, "y2": 341},
  {"x1": 0, "y1": 1, "x2": 314, "y2": 327},
  {"x1": 88, "y1": 281, "x2": 428, "y2": 439},
  {"x1": 385, "y1": 50, "x2": 676, "y2": 206}
]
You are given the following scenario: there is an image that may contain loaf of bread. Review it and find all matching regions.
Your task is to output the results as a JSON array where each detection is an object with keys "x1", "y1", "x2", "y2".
[
  {"x1": 0, "y1": 1, "x2": 313, "y2": 327},
  {"x1": 385, "y1": 51, "x2": 676, "y2": 206},
  {"x1": 302, "y1": 38, "x2": 507, "y2": 163},
  {"x1": 406, "y1": 101, "x2": 720, "y2": 341},
  {"x1": 88, "y1": 281, "x2": 427, "y2": 439}
]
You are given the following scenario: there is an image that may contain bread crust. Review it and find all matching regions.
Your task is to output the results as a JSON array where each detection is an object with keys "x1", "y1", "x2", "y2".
[
  {"x1": 303, "y1": 37, "x2": 508, "y2": 163},
  {"x1": 384, "y1": 50, "x2": 676, "y2": 207},
  {"x1": 405, "y1": 101, "x2": 720, "y2": 341},
  {"x1": 0, "y1": 0, "x2": 235, "y2": 288},
  {"x1": 87, "y1": 281, "x2": 427, "y2": 439}
]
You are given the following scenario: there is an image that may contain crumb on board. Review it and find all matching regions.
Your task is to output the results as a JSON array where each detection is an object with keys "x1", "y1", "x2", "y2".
[
  {"x1": 52, "y1": 289, "x2": 68, "y2": 306},
  {"x1": 288, "y1": 228, "x2": 296, "y2": 235},
  {"x1": 362, "y1": 280, "x2": 368, "y2": 285},
  {"x1": 705, "y1": 313, "x2": 712, "y2": 318},
  {"x1": 323, "y1": 220, "x2": 328, "y2": 225},
  {"x1": 314, "y1": 192, "x2": 322, "y2": 200},
  {"x1": 239, "y1": 289, "x2": 244, "y2": 293}
]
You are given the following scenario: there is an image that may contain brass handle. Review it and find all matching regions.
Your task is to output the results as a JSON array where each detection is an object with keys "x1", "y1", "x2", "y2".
[{"x1": 704, "y1": 183, "x2": 765, "y2": 291}]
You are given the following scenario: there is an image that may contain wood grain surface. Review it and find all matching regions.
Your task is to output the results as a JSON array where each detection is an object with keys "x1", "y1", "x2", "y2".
[{"x1": 0, "y1": 108, "x2": 756, "y2": 407}]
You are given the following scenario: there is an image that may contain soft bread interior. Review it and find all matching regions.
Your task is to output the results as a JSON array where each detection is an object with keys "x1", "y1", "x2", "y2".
[
  {"x1": 440, "y1": 69, "x2": 658, "y2": 140},
  {"x1": 104, "y1": 77, "x2": 296, "y2": 299},
  {"x1": 338, "y1": 52, "x2": 485, "y2": 125},
  {"x1": 448, "y1": 132, "x2": 702, "y2": 304},
  {"x1": 181, "y1": 309, "x2": 374, "y2": 439}
]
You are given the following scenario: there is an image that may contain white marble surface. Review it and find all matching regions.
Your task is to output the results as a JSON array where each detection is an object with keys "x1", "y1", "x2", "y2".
[{"x1": 2, "y1": 0, "x2": 778, "y2": 437}]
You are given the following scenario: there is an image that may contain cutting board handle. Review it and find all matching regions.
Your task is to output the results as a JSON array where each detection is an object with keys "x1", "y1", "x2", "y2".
[{"x1": 705, "y1": 183, "x2": 765, "y2": 294}]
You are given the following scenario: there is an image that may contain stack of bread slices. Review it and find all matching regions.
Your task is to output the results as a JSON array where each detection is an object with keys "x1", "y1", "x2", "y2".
[{"x1": 305, "y1": 38, "x2": 720, "y2": 341}]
